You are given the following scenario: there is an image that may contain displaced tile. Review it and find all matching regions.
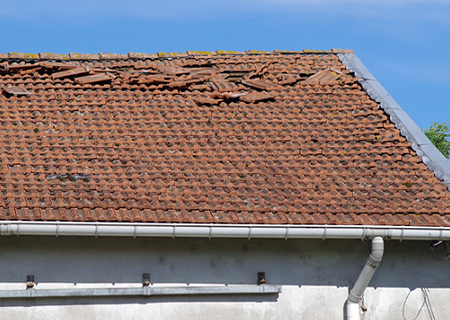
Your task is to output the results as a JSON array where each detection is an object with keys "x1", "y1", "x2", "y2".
[
  {"x1": 40, "y1": 61, "x2": 79, "y2": 69},
  {"x1": 75, "y1": 72, "x2": 115, "y2": 84},
  {"x1": 211, "y1": 92, "x2": 246, "y2": 99},
  {"x1": 2, "y1": 63, "x2": 40, "y2": 71},
  {"x1": 158, "y1": 65, "x2": 190, "y2": 75},
  {"x1": 211, "y1": 79, "x2": 236, "y2": 92},
  {"x1": 241, "y1": 79, "x2": 281, "y2": 91},
  {"x1": 1, "y1": 85, "x2": 33, "y2": 95},
  {"x1": 305, "y1": 68, "x2": 343, "y2": 84},
  {"x1": 51, "y1": 66, "x2": 91, "y2": 79}
]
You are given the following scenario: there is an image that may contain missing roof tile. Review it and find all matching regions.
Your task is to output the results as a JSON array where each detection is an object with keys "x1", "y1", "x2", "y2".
[
  {"x1": 130, "y1": 74, "x2": 174, "y2": 84},
  {"x1": 46, "y1": 173, "x2": 91, "y2": 182},
  {"x1": 278, "y1": 74, "x2": 301, "y2": 85},
  {"x1": 241, "y1": 79, "x2": 281, "y2": 91}
]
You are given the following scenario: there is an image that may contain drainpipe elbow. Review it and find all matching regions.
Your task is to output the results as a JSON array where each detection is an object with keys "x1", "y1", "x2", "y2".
[
  {"x1": 345, "y1": 236, "x2": 384, "y2": 320},
  {"x1": 369, "y1": 236, "x2": 384, "y2": 266}
]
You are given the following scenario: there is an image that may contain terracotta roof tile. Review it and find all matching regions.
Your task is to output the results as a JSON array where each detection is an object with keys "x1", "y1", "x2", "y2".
[{"x1": 0, "y1": 50, "x2": 448, "y2": 226}]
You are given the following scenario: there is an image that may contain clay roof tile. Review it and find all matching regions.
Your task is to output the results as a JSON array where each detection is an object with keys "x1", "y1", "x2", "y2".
[{"x1": 0, "y1": 49, "x2": 448, "y2": 226}]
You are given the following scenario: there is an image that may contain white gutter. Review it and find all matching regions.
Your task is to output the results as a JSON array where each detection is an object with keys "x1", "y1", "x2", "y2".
[
  {"x1": 345, "y1": 237, "x2": 384, "y2": 320},
  {"x1": 1, "y1": 221, "x2": 450, "y2": 240}
]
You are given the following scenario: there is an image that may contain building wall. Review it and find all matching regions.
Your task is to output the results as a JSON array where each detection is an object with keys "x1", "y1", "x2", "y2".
[{"x1": 0, "y1": 236, "x2": 449, "y2": 319}]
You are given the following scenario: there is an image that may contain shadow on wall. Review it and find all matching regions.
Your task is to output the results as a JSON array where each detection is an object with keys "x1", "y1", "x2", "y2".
[{"x1": 0, "y1": 237, "x2": 448, "y2": 292}]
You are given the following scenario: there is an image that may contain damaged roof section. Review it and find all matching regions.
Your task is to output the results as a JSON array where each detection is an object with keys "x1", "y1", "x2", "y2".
[
  {"x1": 0, "y1": 53, "x2": 350, "y2": 105},
  {"x1": 0, "y1": 49, "x2": 449, "y2": 226}
]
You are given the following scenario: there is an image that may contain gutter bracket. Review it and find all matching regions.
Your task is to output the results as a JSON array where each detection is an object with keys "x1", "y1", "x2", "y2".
[{"x1": 285, "y1": 226, "x2": 290, "y2": 241}]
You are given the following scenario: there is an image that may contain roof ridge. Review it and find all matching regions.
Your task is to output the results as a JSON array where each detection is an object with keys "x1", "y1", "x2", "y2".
[{"x1": 0, "y1": 49, "x2": 354, "y2": 61}]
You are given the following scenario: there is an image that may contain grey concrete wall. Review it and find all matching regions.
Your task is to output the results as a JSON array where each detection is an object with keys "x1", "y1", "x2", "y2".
[{"x1": 0, "y1": 236, "x2": 449, "y2": 319}]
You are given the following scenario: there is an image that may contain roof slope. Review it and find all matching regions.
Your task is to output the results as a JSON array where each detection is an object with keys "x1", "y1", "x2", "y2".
[{"x1": 0, "y1": 50, "x2": 449, "y2": 226}]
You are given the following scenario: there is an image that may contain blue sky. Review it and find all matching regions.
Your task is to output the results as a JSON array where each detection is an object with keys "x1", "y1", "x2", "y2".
[{"x1": 1, "y1": 0, "x2": 449, "y2": 130}]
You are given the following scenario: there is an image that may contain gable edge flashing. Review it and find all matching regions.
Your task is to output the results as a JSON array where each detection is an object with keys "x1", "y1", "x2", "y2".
[{"x1": 338, "y1": 53, "x2": 450, "y2": 190}]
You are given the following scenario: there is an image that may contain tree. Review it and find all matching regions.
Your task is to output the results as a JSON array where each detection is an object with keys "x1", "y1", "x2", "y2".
[{"x1": 422, "y1": 122, "x2": 450, "y2": 158}]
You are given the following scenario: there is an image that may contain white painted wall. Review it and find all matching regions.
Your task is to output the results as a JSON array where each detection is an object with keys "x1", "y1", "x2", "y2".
[{"x1": 0, "y1": 236, "x2": 448, "y2": 319}]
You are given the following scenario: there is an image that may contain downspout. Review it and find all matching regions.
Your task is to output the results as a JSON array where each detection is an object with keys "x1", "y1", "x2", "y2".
[{"x1": 345, "y1": 236, "x2": 384, "y2": 320}]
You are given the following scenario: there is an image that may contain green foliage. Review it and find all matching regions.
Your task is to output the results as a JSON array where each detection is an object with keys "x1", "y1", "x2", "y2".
[{"x1": 422, "y1": 122, "x2": 450, "y2": 158}]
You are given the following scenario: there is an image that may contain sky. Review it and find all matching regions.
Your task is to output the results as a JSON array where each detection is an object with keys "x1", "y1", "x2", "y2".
[{"x1": 0, "y1": 0, "x2": 449, "y2": 131}]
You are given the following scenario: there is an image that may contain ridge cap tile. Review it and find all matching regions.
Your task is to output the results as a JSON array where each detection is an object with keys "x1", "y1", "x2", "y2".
[
  {"x1": 157, "y1": 52, "x2": 188, "y2": 58},
  {"x1": 187, "y1": 51, "x2": 214, "y2": 56},
  {"x1": 274, "y1": 50, "x2": 305, "y2": 54},
  {"x1": 38, "y1": 53, "x2": 70, "y2": 60},
  {"x1": 0, "y1": 49, "x2": 349, "y2": 61},
  {"x1": 68, "y1": 52, "x2": 100, "y2": 60},
  {"x1": 301, "y1": 49, "x2": 332, "y2": 54},
  {"x1": 98, "y1": 53, "x2": 129, "y2": 60},
  {"x1": 127, "y1": 52, "x2": 158, "y2": 59},
  {"x1": 215, "y1": 50, "x2": 245, "y2": 55},
  {"x1": 332, "y1": 48, "x2": 354, "y2": 54},
  {"x1": 8, "y1": 52, "x2": 39, "y2": 60}
]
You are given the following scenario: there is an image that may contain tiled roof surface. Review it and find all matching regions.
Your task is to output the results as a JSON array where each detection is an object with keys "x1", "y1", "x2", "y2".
[{"x1": 0, "y1": 50, "x2": 449, "y2": 226}]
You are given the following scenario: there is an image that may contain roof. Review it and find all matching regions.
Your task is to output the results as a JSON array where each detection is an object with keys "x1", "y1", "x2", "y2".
[{"x1": 0, "y1": 49, "x2": 449, "y2": 227}]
